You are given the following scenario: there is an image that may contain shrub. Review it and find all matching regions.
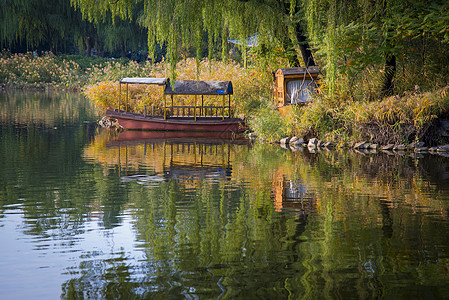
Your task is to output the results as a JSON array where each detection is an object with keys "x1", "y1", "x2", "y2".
[
  {"x1": 0, "y1": 52, "x2": 81, "y2": 88},
  {"x1": 83, "y1": 57, "x2": 273, "y2": 117},
  {"x1": 247, "y1": 102, "x2": 291, "y2": 142}
]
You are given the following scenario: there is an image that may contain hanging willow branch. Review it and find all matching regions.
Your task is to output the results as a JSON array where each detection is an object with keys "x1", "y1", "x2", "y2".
[{"x1": 71, "y1": 0, "x2": 307, "y2": 70}]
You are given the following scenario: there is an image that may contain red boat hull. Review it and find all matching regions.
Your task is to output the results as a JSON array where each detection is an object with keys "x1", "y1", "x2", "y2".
[{"x1": 105, "y1": 109, "x2": 246, "y2": 132}]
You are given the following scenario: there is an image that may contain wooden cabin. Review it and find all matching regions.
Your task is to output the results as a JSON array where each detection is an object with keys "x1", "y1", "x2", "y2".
[{"x1": 273, "y1": 66, "x2": 319, "y2": 111}]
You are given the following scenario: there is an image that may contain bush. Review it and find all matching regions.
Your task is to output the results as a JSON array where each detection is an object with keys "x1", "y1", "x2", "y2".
[
  {"x1": 83, "y1": 57, "x2": 273, "y2": 117},
  {"x1": 247, "y1": 102, "x2": 291, "y2": 142},
  {"x1": 0, "y1": 52, "x2": 81, "y2": 88}
]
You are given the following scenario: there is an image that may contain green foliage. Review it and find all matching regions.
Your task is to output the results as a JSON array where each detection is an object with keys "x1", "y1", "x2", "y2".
[
  {"x1": 0, "y1": 52, "x2": 82, "y2": 88},
  {"x1": 293, "y1": 100, "x2": 344, "y2": 140},
  {"x1": 247, "y1": 102, "x2": 291, "y2": 142},
  {"x1": 303, "y1": 0, "x2": 449, "y2": 98},
  {"x1": 0, "y1": 0, "x2": 75, "y2": 52},
  {"x1": 71, "y1": 0, "x2": 306, "y2": 71}
]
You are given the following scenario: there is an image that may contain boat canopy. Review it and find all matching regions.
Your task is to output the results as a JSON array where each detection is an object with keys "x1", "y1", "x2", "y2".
[
  {"x1": 164, "y1": 80, "x2": 233, "y2": 95},
  {"x1": 117, "y1": 77, "x2": 235, "y2": 121},
  {"x1": 120, "y1": 77, "x2": 168, "y2": 85}
]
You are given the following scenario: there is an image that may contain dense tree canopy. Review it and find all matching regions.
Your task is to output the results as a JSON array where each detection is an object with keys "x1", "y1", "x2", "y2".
[
  {"x1": 2, "y1": 0, "x2": 449, "y2": 96},
  {"x1": 70, "y1": 0, "x2": 449, "y2": 93},
  {"x1": 0, "y1": 0, "x2": 146, "y2": 57},
  {"x1": 0, "y1": 0, "x2": 75, "y2": 53}
]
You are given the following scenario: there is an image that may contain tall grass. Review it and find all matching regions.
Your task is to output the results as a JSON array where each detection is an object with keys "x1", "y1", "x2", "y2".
[
  {"x1": 83, "y1": 58, "x2": 273, "y2": 116},
  {"x1": 0, "y1": 52, "x2": 82, "y2": 88},
  {"x1": 2, "y1": 50, "x2": 448, "y2": 144},
  {"x1": 291, "y1": 86, "x2": 449, "y2": 144}
]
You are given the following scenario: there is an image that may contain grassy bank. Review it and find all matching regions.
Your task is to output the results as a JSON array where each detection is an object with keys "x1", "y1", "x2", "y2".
[
  {"x1": 2, "y1": 52, "x2": 449, "y2": 145},
  {"x1": 250, "y1": 87, "x2": 449, "y2": 145}
]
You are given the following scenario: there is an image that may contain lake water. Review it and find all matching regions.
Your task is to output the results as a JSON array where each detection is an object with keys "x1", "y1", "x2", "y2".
[{"x1": 1, "y1": 91, "x2": 449, "y2": 299}]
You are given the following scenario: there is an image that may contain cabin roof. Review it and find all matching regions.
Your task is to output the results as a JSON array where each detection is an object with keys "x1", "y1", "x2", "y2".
[
  {"x1": 120, "y1": 77, "x2": 168, "y2": 85},
  {"x1": 164, "y1": 80, "x2": 233, "y2": 95},
  {"x1": 276, "y1": 66, "x2": 319, "y2": 76}
]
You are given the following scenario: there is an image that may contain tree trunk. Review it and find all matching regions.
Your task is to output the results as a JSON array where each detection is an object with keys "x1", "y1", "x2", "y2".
[
  {"x1": 284, "y1": 2, "x2": 316, "y2": 68},
  {"x1": 121, "y1": 40, "x2": 126, "y2": 58},
  {"x1": 49, "y1": 42, "x2": 55, "y2": 55},
  {"x1": 295, "y1": 23, "x2": 316, "y2": 67},
  {"x1": 86, "y1": 36, "x2": 92, "y2": 57},
  {"x1": 43, "y1": 30, "x2": 56, "y2": 55},
  {"x1": 382, "y1": 53, "x2": 396, "y2": 96}
]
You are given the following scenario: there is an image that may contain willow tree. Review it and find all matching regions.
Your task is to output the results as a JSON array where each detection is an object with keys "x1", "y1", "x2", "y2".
[
  {"x1": 1, "y1": 0, "x2": 75, "y2": 53},
  {"x1": 71, "y1": 0, "x2": 316, "y2": 76},
  {"x1": 302, "y1": 0, "x2": 449, "y2": 97}
]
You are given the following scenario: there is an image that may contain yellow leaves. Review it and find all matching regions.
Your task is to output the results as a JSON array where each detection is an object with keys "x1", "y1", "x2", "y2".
[
  {"x1": 347, "y1": 87, "x2": 449, "y2": 131},
  {"x1": 1, "y1": 52, "x2": 81, "y2": 88},
  {"x1": 83, "y1": 57, "x2": 269, "y2": 117}
]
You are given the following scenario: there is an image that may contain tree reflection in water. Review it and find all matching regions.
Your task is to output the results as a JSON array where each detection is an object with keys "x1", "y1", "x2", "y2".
[
  {"x1": 3, "y1": 104, "x2": 449, "y2": 299},
  {"x1": 73, "y1": 131, "x2": 449, "y2": 298}
]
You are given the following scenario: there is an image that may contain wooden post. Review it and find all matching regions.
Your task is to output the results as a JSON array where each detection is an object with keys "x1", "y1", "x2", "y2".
[
  {"x1": 222, "y1": 95, "x2": 225, "y2": 120},
  {"x1": 118, "y1": 82, "x2": 121, "y2": 111},
  {"x1": 201, "y1": 95, "x2": 204, "y2": 116},
  {"x1": 194, "y1": 95, "x2": 197, "y2": 121},
  {"x1": 171, "y1": 95, "x2": 174, "y2": 116},
  {"x1": 126, "y1": 83, "x2": 129, "y2": 112},
  {"x1": 163, "y1": 94, "x2": 167, "y2": 120},
  {"x1": 228, "y1": 94, "x2": 231, "y2": 118}
]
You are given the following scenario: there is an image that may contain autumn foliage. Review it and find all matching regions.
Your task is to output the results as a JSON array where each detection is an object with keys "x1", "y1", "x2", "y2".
[{"x1": 83, "y1": 58, "x2": 272, "y2": 116}]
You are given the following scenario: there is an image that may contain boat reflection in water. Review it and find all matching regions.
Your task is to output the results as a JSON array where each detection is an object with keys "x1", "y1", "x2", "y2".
[
  {"x1": 83, "y1": 129, "x2": 318, "y2": 217},
  {"x1": 84, "y1": 130, "x2": 251, "y2": 186}
]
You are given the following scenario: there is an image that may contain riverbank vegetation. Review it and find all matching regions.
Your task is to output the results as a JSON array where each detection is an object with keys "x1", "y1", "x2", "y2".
[
  {"x1": 2, "y1": 1, "x2": 449, "y2": 145},
  {"x1": 2, "y1": 49, "x2": 449, "y2": 145}
]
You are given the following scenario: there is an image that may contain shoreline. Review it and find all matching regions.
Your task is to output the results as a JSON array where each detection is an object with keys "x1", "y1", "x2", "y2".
[{"x1": 248, "y1": 133, "x2": 449, "y2": 157}]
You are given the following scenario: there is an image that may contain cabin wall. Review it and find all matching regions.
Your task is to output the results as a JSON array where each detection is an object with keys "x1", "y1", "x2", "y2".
[
  {"x1": 274, "y1": 71, "x2": 285, "y2": 107},
  {"x1": 274, "y1": 71, "x2": 318, "y2": 108}
]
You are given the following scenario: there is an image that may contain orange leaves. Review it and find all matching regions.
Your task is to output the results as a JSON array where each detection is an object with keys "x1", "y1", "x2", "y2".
[{"x1": 83, "y1": 57, "x2": 271, "y2": 117}]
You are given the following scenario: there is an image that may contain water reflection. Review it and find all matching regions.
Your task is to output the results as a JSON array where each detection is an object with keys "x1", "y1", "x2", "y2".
[
  {"x1": 83, "y1": 130, "x2": 250, "y2": 184},
  {"x1": 80, "y1": 130, "x2": 449, "y2": 298},
  {"x1": 2, "y1": 90, "x2": 449, "y2": 299},
  {"x1": 0, "y1": 89, "x2": 96, "y2": 127}
]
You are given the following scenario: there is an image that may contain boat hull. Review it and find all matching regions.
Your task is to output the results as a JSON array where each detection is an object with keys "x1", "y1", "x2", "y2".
[{"x1": 105, "y1": 109, "x2": 246, "y2": 132}]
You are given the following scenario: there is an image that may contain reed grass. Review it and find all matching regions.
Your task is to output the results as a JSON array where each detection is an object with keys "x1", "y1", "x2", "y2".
[{"x1": 1, "y1": 51, "x2": 448, "y2": 144}]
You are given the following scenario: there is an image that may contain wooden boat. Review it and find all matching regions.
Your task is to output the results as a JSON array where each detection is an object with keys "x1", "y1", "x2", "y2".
[{"x1": 104, "y1": 77, "x2": 246, "y2": 132}]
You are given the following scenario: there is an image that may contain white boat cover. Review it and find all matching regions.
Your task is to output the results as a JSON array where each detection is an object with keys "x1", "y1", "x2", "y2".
[{"x1": 120, "y1": 77, "x2": 168, "y2": 85}]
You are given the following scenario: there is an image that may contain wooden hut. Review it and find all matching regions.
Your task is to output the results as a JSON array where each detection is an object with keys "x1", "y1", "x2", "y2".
[{"x1": 273, "y1": 66, "x2": 319, "y2": 111}]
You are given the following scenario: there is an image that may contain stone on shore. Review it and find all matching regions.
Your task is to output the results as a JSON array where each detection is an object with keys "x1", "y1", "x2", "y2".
[
  {"x1": 381, "y1": 144, "x2": 395, "y2": 150},
  {"x1": 393, "y1": 144, "x2": 406, "y2": 151},
  {"x1": 437, "y1": 145, "x2": 449, "y2": 152},
  {"x1": 414, "y1": 147, "x2": 428, "y2": 153},
  {"x1": 353, "y1": 142, "x2": 367, "y2": 149},
  {"x1": 308, "y1": 138, "x2": 319, "y2": 148},
  {"x1": 409, "y1": 142, "x2": 424, "y2": 149},
  {"x1": 290, "y1": 137, "x2": 305, "y2": 146},
  {"x1": 280, "y1": 137, "x2": 290, "y2": 145}
]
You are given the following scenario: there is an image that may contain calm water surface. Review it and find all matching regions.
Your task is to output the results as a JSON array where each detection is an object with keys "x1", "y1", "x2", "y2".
[{"x1": 1, "y1": 90, "x2": 449, "y2": 299}]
